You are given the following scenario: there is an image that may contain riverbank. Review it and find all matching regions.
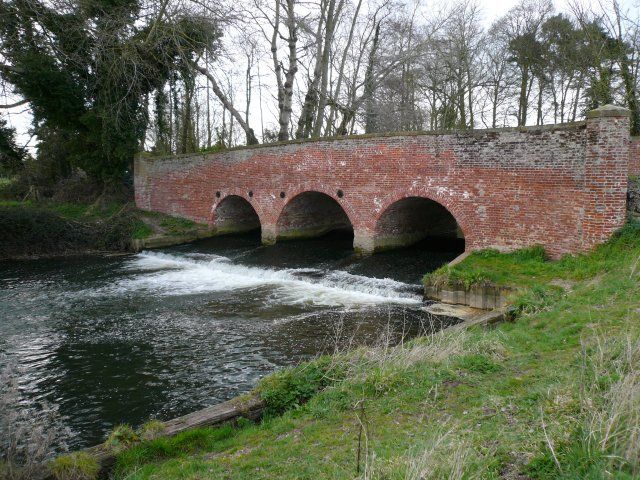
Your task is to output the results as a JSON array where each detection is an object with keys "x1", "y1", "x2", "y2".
[
  {"x1": 0, "y1": 199, "x2": 211, "y2": 260},
  {"x1": 41, "y1": 220, "x2": 640, "y2": 479}
]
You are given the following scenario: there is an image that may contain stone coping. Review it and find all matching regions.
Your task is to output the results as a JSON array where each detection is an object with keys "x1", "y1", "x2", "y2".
[{"x1": 586, "y1": 104, "x2": 632, "y2": 118}]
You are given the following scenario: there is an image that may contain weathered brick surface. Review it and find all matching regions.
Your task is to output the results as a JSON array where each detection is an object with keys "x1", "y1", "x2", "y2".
[
  {"x1": 135, "y1": 108, "x2": 631, "y2": 258},
  {"x1": 631, "y1": 137, "x2": 640, "y2": 176}
]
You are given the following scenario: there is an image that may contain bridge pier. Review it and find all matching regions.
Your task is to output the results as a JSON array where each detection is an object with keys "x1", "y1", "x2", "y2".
[
  {"x1": 261, "y1": 224, "x2": 277, "y2": 246},
  {"x1": 353, "y1": 230, "x2": 375, "y2": 255}
]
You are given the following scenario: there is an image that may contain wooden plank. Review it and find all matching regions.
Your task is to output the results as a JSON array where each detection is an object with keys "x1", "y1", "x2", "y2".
[{"x1": 163, "y1": 396, "x2": 264, "y2": 435}]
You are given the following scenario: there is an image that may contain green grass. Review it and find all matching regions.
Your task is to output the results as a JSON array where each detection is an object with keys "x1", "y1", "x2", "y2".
[
  {"x1": 132, "y1": 220, "x2": 154, "y2": 239},
  {"x1": 425, "y1": 224, "x2": 640, "y2": 290},
  {"x1": 110, "y1": 220, "x2": 640, "y2": 479},
  {"x1": 115, "y1": 426, "x2": 236, "y2": 477},
  {"x1": 139, "y1": 420, "x2": 166, "y2": 441}
]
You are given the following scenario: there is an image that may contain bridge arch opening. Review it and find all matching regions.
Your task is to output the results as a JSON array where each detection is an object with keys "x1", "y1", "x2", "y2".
[
  {"x1": 276, "y1": 191, "x2": 353, "y2": 242},
  {"x1": 212, "y1": 195, "x2": 261, "y2": 235},
  {"x1": 374, "y1": 196, "x2": 464, "y2": 252}
]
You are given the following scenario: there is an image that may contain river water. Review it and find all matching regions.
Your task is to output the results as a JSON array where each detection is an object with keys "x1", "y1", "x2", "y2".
[{"x1": 0, "y1": 233, "x2": 463, "y2": 450}]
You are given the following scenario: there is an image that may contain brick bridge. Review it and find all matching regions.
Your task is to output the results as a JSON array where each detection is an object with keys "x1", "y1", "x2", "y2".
[{"x1": 135, "y1": 105, "x2": 639, "y2": 258}]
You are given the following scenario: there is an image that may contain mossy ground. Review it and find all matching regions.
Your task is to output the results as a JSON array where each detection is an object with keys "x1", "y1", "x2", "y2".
[{"x1": 110, "y1": 221, "x2": 640, "y2": 479}]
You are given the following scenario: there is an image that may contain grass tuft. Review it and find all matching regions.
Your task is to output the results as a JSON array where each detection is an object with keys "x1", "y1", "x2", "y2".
[
  {"x1": 105, "y1": 424, "x2": 139, "y2": 453},
  {"x1": 49, "y1": 452, "x2": 99, "y2": 480},
  {"x1": 138, "y1": 420, "x2": 166, "y2": 441}
]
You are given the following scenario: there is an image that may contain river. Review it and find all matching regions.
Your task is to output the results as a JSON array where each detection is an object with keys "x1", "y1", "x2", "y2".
[{"x1": 0, "y1": 232, "x2": 463, "y2": 451}]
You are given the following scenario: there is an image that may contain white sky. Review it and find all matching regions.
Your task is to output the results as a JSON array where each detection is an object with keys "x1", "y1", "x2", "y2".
[{"x1": 1, "y1": 0, "x2": 638, "y2": 150}]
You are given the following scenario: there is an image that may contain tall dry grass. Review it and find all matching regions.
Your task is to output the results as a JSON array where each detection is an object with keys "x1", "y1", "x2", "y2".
[
  {"x1": 359, "y1": 424, "x2": 480, "y2": 480},
  {"x1": 0, "y1": 359, "x2": 70, "y2": 479},
  {"x1": 579, "y1": 332, "x2": 640, "y2": 474}
]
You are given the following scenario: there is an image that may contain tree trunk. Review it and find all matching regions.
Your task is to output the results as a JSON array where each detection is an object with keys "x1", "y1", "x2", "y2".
[
  {"x1": 324, "y1": 0, "x2": 362, "y2": 136},
  {"x1": 518, "y1": 67, "x2": 529, "y2": 126},
  {"x1": 364, "y1": 22, "x2": 381, "y2": 134},
  {"x1": 194, "y1": 63, "x2": 258, "y2": 145},
  {"x1": 272, "y1": 0, "x2": 299, "y2": 142},
  {"x1": 536, "y1": 80, "x2": 544, "y2": 125},
  {"x1": 296, "y1": 0, "x2": 327, "y2": 139},
  {"x1": 312, "y1": 0, "x2": 343, "y2": 138}
]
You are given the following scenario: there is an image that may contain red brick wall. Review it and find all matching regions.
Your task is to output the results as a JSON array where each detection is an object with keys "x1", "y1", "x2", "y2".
[
  {"x1": 135, "y1": 112, "x2": 631, "y2": 258},
  {"x1": 631, "y1": 137, "x2": 640, "y2": 177}
]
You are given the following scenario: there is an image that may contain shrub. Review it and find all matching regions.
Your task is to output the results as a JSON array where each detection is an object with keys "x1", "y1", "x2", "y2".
[
  {"x1": 0, "y1": 203, "x2": 137, "y2": 258},
  {"x1": 0, "y1": 204, "x2": 93, "y2": 257},
  {"x1": 93, "y1": 212, "x2": 136, "y2": 251},
  {"x1": 257, "y1": 356, "x2": 343, "y2": 416},
  {"x1": 49, "y1": 452, "x2": 99, "y2": 480},
  {"x1": 199, "y1": 143, "x2": 227, "y2": 154},
  {"x1": 49, "y1": 175, "x2": 101, "y2": 204},
  {"x1": 0, "y1": 177, "x2": 28, "y2": 200}
]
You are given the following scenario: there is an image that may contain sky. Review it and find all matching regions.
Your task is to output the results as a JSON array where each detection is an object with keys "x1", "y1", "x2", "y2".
[{"x1": 1, "y1": 0, "x2": 638, "y2": 151}]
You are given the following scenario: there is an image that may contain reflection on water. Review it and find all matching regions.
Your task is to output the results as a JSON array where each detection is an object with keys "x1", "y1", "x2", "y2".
[{"x1": 0, "y1": 232, "x2": 463, "y2": 450}]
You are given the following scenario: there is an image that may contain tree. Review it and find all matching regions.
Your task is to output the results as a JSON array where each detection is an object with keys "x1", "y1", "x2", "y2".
[
  {"x1": 0, "y1": 0, "x2": 220, "y2": 184},
  {"x1": 0, "y1": 116, "x2": 25, "y2": 174},
  {"x1": 493, "y1": 0, "x2": 553, "y2": 126}
]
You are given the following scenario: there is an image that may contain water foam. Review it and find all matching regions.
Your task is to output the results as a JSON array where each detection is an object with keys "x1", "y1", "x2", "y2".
[{"x1": 109, "y1": 251, "x2": 422, "y2": 307}]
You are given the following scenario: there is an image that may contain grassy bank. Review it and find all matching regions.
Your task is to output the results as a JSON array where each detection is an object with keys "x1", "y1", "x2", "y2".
[
  {"x1": 0, "y1": 199, "x2": 209, "y2": 260},
  {"x1": 90, "y1": 221, "x2": 640, "y2": 479}
]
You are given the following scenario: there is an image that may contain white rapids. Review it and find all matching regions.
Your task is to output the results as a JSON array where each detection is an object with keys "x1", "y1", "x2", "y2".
[{"x1": 103, "y1": 251, "x2": 423, "y2": 308}]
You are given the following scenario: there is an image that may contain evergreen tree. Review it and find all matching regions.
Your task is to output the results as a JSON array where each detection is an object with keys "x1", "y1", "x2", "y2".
[{"x1": 0, "y1": 0, "x2": 220, "y2": 184}]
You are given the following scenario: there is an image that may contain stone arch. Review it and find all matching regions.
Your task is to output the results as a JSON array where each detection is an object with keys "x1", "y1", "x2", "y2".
[
  {"x1": 210, "y1": 194, "x2": 261, "y2": 235},
  {"x1": 373, "y1": 193, "x2": 466, "y2": 252},
  {"x1": 276, "y1": 191, "x2": 354, "y2": 241}
]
